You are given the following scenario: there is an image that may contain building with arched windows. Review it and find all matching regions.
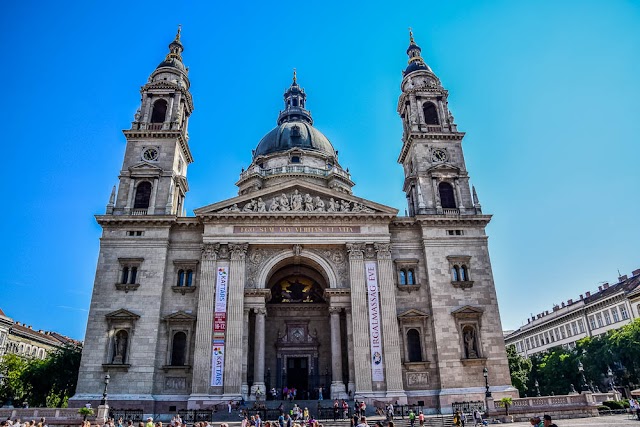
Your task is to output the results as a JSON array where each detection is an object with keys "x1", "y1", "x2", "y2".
[{"x1": 72, "y1": 29, "x2": 516, "y2": 413}]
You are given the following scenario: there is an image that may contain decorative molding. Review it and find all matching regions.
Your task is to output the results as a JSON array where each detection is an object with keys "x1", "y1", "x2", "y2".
[
  {"x1": 451, "y1": 305, "x2": 484, "y2": 320},
  {"x1": 102, "y1": 363, "x2": 130, "y2": 372},
  {"x1": 374, "y1": 243, "x2": 392, "y2": 259},
  {"x1": 451, "y1": 281, "x2": 474, "y2": 290},
  {"x1": 201, "y1": 243, "x2": 220, "y2": 261},
  {"x1": 162, "y1": 365, "x2": 192, "y2": 373},
  {"x1": 229, "y1": 243, "x2": 249, "y2": 261},
  {"x1": 171, "y1": 285, "x2": 197, "y2": 295},
  {"x1": 115, "y1": 283, "x2": 140, "y2": 293},
  {"x1": 346, "y1": 243, "x2": 365, "y2": 260}
]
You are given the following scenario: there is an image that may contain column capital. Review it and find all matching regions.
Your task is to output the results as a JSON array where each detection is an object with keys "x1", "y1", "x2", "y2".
[
  {"x1": 202, "y1": 243, "x2": 220, "y2": 261},
  {"x1": 229, "y1": 243, "x2": 249, "y2": 261},
  {"x1": 253, "y1": 307, "x2": 267, "y2": 316},
  {"x1": 329, "y1": 306, "x2": 342, "y2": 315},
  {"x1": 346, "y1": 243, "x2": 365, "y2": 260},
  {"x1": 374, "y1": 243, "x2": 392, "y2": 260}
]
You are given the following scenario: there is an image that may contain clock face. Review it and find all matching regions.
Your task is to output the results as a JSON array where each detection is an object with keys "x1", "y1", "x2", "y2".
[
  {"x1": 432, "y1": 149, "x2": 447, "y2": 162},
  {"x1": 142, "y1": 147, "x2": 159, "y2": 161}
]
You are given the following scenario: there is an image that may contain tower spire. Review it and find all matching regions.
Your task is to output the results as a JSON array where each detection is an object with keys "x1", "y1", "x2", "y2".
[
  {"x1": 404, "y1": 29, "x2": 431, "y2": 75},
  {"x1": 293, "y1": 68, "x2": 297, "y2": 85},
  {"x1": 277, "y1": 72, "x2": 313, "y2": 125}
]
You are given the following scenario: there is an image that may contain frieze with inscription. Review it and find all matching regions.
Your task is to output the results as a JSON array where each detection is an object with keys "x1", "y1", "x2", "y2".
[{"x1": 234, "y1": 225, "x2": 360, "y2": 234}]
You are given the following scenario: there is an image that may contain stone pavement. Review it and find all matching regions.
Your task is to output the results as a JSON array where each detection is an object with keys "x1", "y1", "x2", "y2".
[{"x1": 508, "y1": 414, "x2": 639, "y2": 426}]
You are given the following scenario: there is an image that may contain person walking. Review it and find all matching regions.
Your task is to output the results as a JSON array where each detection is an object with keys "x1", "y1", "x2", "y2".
[
  {"x1": 418, "y1": 411, "x2": 424, "y2": 427},
  {"x1": 542, "y1": 415, "x2": 557, "y2": 427},
  {"x1": 408, "y1": 409, "x2": 416, "y2": 427}
]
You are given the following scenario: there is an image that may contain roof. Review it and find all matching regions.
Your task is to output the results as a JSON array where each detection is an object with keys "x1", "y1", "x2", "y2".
[
  {"x1": 0, "y1": 308, "x2": 80, "y2": 347},
  {"x1": 254, "y1": 121, "x2": 337, "y2": 158}
]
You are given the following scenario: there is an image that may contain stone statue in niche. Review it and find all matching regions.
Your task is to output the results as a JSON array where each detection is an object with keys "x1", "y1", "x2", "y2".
[
  {"x1": 463, "y1": 326, "x2": 478, "y2": 359},
  {"x1": 112, "y1": 330, "x2": 128, "y2": 364}
]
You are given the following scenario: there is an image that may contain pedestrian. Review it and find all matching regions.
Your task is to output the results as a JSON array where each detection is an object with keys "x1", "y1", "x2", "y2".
[
  {"x1": 542, "y1": 415, "x2": 557, "y2": 427},
  {"x1": 356, "y1": 417, "x2": 367, "y2": 427},
  {"x1": 472, "y1": 408, "x2": 483, "y2": 427},
  {"x1": 408, "y1": 409, "x2": 416, "y2": 427},
  {"x1": 418, "y1": 411, "x2": 424, "y2": 427},
  {"x1": 528, "y1": 417, "x2": 542, "y2": 427},
  {"x1": 453, "y1": 411, "x2": 461, "y2": 427}
]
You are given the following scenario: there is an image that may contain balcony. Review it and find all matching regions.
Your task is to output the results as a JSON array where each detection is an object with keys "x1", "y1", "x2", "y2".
[
  {"x1": 441, "y1": 208, "x2": 460, "y2": 215},
  {"x1": 239, "y1": 164, "x2": 351, "y2": 181},
  {"x1": 131, "y1": 209, "x2": 148, "y2": 216}
]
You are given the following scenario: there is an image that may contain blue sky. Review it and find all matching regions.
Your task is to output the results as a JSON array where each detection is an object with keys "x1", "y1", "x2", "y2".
[{"x1": 1, "y1": 1, "x2": 638, "y2": 340}]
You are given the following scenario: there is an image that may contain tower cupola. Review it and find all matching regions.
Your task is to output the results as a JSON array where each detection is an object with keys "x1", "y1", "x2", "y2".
[
  {"x1": 277, "y1": 70, "x2": 313, "y2": 125},
  {"x1": 156, "y1": 26, "x2": 186, "y2": 73},
  {"x1": 404, "y1": 28, "x2": 432, "y2": 75}
]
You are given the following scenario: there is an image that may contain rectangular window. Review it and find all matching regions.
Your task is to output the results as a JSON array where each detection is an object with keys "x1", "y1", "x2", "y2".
[
  {"x1": 578, "y1": 319, "x2": 585, "y2": 333},
  {"x1": 604, "y1": 311, "x2": 611, "y2": 325},
  {"x1": 560, "y1": 327, "x2": 566, "y2": 339},
  {"x1": 596, "y1": 313, "x2": 603, "y2": 328},
  {"x1": 620, "y1": 305, "x2": 629, "y2": 320},
  {"x1": 544, "y1": 332, "x2": 550, "y2": 344},
  {"x1": 612, "y1": 308, "x2": 619, "y2": 322},
  {"x1": 516, "y1": 342, "x2": 522, "y2": 352},
  {"x1": 571, "y1": 322, "x2": 578, "y2": 335},
  {"x1": 526, "y1": 338, "x2": 531, "y2": 350},
  {"x1": 534, "y1": 336, "x2": 540, "y2": 347},
  {"x1": 589, "y1": 316, "x2": 596, "y2": 330}
]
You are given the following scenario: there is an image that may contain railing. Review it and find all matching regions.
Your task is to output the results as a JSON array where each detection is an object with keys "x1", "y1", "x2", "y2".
[
  {"x1": 146, "y1": 123, "x2": 164, "y2": 130},
  {"x1": 239, "y1": 165, "x2": 351, "y2": 181},
  {"x1": 0, "y1": 408, "x2": 83, "y2": 420},
  {"x1": 178, "y1": 410, "x2": 215, "y2": 423},
  {"x1": 109, "y1": 409, "x2": 144, "y2": 422},
  {"x1": 441, "y1": 208, "x2": 460, "y2": 215},
  {"x1": 131, "y1": 208, "x2": 148, "y2": 216}
]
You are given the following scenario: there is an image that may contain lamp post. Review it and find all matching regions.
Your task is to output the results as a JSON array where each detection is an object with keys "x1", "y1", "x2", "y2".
[
  {"x1": 483, "y1": 367, "x2": 491, "y2": 397},
  {"x1": 578, "y1": 361, "x2": 588, "y2": 392},
  {"x1": 100, "y1": 374, "x2": 110, "y2": 405},
  {"x1": 534, "y1": 379, "x2": 541, "y2": 397}
]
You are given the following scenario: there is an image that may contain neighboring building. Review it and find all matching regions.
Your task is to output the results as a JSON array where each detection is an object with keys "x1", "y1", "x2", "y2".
[
  {"x1": 504, "y1": 268, "x2": 640, "y2": 357},
  {"x1": 72, "y1": 29, "x2": 516, "y2": 413},
  {"x1": 0, "y1": 308, "x2": 79, "y2": 359}
]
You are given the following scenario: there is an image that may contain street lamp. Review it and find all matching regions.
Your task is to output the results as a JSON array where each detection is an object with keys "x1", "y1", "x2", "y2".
[
  {"x1": 534, "y1": 379, "x2": 541, "y2": 397},
  {"x1": 100, "y1": 374, "x2": 110, "y2": 405},
  {"x1": 483, "y1": 367, "x2": 491, "y2": 397},
  {"x1": 577, "y1": 361, "x2": 588, "y2": 392}
]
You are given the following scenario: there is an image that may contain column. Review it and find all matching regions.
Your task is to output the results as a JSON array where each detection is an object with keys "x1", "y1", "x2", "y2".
[
  {"x1": 241, "y1": 308, "x2": 250, "y2": 399},
  {"x1": 344, "y1": 308, "x2": 356, "y2": 396},
  {"x1": 454, "y1": 178, "x2": 465, "y2": 209},
  {"x1": 124, "y1": 179, "x2": 135, "y2": 214},
  {"x1": 346, "y1": 243, "x2": 373, "y2": 393},
  {"x1": 191, "y1": 243, "x2": 218, "y2": 394},
  {"x1": 148, "y1": 177, "x2": 159, "y2": 215},
  {"x1": 432, "y1": 178, "x2": 441, "y2": 210},
  {"x1": 223, "y1": 243, "x2": 248, "y2": 396},
  {"x1": 329, "y1": 307, "x2": 346, "y2": 398},
  {"x1": 251, "y1": 307, "x2": 266, "y2": 398},
  {"x1": 374, "y1": 243, "x2": 407, "y2": 401}
]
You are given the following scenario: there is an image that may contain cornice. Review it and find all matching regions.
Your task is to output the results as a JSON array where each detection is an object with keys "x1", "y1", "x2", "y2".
[
  {"x1": 398, "y1": 133, "x2": 465, "y2": 164},
  {"x1": 414, "y1": 215, "x2": 492, "y2": 227},
  {"x1": 122, "y1": 130, "x2": 194, "y2": 164},
  {"x1": 96, "y1": 215, "x2": 178, "y2": 227},
  {"x1": 199, "y1": 212, "x2": 396, "y2": 223}
]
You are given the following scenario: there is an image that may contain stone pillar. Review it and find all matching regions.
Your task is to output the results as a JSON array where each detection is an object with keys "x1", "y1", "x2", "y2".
[
  {"x1": 329, "y1": 307, "x2": 346, "y2": 398},
  {"x1": 346, "y1": 243, "x2": 373, "y2": 393},
  {"x1": 241, "y1": 308, "x2": 250, "y2": 399},
  {"x1": 250, "y1": 307, "x2": 266, "y2": 398},
  {"x1": 124, "y1": 178, "x2": 135, "y2": 214},
  {"x1": 344, "y1": 308, "x2": 356, "y2": 396},
  {"x1": 454, "y1": 178, "x2": 465, "y2": 209},
  {"x1": 223, "y1": 243, "x2": 248, "y2": 397},
  {"x1": 191, "y1": 243, "x2": 219, "y2": 395},
  {"x1": 148, "y1": 177, "x2": 159, "y2": 215},
  {"x1": 432, "y1": 178, "x2": 441, "y2": 210},
  {"x1": 374, "y1": 243, "x2": 407, "y2": 401}
]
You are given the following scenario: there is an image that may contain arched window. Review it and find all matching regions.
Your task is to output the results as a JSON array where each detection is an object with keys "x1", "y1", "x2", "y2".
[
  {"x1": 460, "y1": 265, "x2": 469, "y2": 281},
  {"x1": 452, "y1": 265, "x2": 460, "y2": 282},
  {"x1": 407, "y1": 269, "x2": 415, "y2": 285},
  {"x1": 422, "y1": 102, "x2": 439, "y2": 125},
  {"x1": 407, "y1": 329, "x2": 423, "y2": 362},
  {"x1": 171, "y1": 331, "x2": 187, "y2": 366},
  {"x1": 177, "y1": 270, "x2": 185, "y2": 287},
  {"x1": 133, "y1": 181, "x2": 152, "y2": 209},
  {"x1": 186, "y1": 270, "x2": 193, "y2": 286},
  {"x1": 129, "y1": 267, "x2": 138, "y2": 284},
  {"x1": 121, "y1": 267, "x2": 129, "y2": 284},
  {"x1": 150, "y1": 99, "x2": 168, "y2": 123},
  {"x1": 438, "y1": 182, "x2": 456, "y2": 209},
  {"x1": 399, "y1": 270, "x2": 407, "y2": 285}
]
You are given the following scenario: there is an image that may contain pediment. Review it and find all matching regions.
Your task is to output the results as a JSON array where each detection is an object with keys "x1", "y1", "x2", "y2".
[
  {"x1": 163, "y1": 311, "x2": 196, "y2": 322},
  {"x1": 129, "y1": 162, "x2": 163, "y2": 172},
  {"x1": 398, "y1": 309, "x2": 429, "y2": 318},
  {"x1": 451, "y1": 305, "x2": 484, "y2": 319},
  {"x1": 105, "y1": 309, "x2": 140, "y2": 321},
  {"x1": 194, "y1": 181, "x2": 398, "y2": 217},
  {"x1": 426, "y1": 163, "x2": 461, "y2": 174}
]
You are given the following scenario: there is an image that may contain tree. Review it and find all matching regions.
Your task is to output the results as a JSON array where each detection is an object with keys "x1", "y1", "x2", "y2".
[
  {"x1": 609, "y1": 319, "x2": 640, "y2": 386},
  {"x1": 0, "y1": 353, "x2": 29, "y2": 406},
  {"x1": 499, "y1": 397, "x2": 513, "y2": 416},
  {"x1": 506, "y1": 345, "x2": 531, "y2": 396}
]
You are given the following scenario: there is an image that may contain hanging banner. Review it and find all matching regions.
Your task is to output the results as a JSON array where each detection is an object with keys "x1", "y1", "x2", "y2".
[
  {"x1": 365, "y1": 261, "x2": 385, "y2": 382},
  {"x1": 211, "y1": 266, "x2": 228, "y2": 386}
]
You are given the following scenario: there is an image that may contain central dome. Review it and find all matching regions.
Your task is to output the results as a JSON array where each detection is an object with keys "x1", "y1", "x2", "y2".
[{"x1": 254, "y1": 121, "x2": 336, "y2": 158}]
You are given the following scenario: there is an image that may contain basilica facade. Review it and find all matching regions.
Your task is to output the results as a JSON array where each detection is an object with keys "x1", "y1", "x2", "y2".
[{"x1": 72, "y1": 29, "x2": 516, "y2": 413}]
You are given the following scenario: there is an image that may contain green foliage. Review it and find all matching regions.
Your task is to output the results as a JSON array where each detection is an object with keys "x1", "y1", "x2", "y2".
[
  {"x1": 506, "y1": 345, "x2": 532, "y2": 396},
  {"x1": 505, "y1": 319, "x2": 640, "y2": 396},
  {"x1": 499, "y1": 397, "x2": 513, "y2": 416},
  {"x1": 602, "y1": 400, "x2": 624, "y2": 410},
  {"x1": 0, "y1": 344, "x2": 82, "y2": 407},
  {"x1": 78, "y1": 407, "x2": 94, "y2": 416}
]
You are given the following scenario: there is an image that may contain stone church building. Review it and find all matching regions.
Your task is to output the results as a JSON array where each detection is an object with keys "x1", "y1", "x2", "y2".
[{"x1": 72, "y1": 29, "x2": 515, "y2": 413}]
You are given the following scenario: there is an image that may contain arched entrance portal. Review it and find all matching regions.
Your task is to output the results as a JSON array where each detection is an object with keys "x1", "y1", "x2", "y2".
[{"x1": 248, "y1": 258, "x2": 348, "y2": 400}]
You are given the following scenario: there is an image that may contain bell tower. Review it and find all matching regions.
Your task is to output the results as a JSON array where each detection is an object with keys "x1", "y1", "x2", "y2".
[
  {"x1": 397, "y1": 30, "x2": 481, "y2": 216},
  {"x1": 108, "y1": 26, "x2": 194, "y2": 216}
]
